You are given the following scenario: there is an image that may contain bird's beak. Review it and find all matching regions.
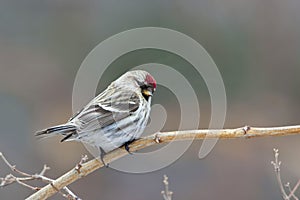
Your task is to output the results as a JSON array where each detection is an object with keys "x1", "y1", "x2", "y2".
[{"x1": 142, "y1": 89, "x2": 153, "y2": 97}]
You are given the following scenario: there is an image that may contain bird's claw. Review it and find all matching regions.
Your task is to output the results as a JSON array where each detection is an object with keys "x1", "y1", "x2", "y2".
[
  {"x1": 99, "y1": 147, "x2": 109, "y2": 168},
  {"x1": 124, "y1": 140, "x2": 135, "y2": 155}
]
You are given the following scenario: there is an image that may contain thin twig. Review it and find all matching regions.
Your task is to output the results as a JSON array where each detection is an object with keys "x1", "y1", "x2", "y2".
[
  {"x1": 271, "y1": 148, "x2": 300, "y2": 200},
  {"x1": 271, "y1": 149, "x2": 289, "y2": 200},
  {"x1": 16, "y1": 178, "x2": 41, "y2": 191},
  {"x1": 27, "y1": 125, "x2": 300, "y2": 200},
  {"x1": 285, "y1": 182, "x2": 299, "y2": 200},
  {"x1": 0, "y1": 152, "x2": 31, "y2": 177},
  {"x1": 0, "y1": 152, "x2": 81, "y2": 200},
  {"x1": 161, "y1": 175, "x2": 173, "y2": 200},
  {"x1": 288, "y1": 180, "x2": 300, "y2": 200},
  {"x1": 75, "y1": 155, "x2": 89, "y2": 174}
]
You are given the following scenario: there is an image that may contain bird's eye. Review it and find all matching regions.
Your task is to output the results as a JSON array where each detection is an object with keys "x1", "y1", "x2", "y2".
[{"x1": 140, "y1": 84, "x2": 150, "y2": 91}]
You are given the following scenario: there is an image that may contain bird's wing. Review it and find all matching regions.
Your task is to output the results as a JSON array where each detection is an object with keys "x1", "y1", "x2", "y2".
[{"x1": 74, "y1": 89, "x2": 141, "y2": 132}]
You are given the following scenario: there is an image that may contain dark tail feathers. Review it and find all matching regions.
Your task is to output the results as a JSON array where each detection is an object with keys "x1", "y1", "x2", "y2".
[{"x1": 35, "y1": 124, "x2": 77, "y2": 141}]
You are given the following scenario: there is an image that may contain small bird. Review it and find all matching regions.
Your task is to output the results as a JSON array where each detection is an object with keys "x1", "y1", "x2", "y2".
[{"x1": 36, "y1": 70, "x2": 156, "y2": 165}]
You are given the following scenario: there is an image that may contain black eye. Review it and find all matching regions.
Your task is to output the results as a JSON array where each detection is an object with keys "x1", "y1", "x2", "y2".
[{"x1": 140, "y1": 84, "x2": 148, "y2": 90}]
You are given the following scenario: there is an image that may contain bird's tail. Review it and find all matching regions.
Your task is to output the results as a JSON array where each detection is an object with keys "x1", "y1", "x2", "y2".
[{"x1": 35, "y1": 124, "x2": 77, "y2": 141}]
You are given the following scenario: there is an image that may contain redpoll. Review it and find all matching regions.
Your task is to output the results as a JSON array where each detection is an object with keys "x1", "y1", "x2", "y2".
[{"x1": 36, "y1": 70, "x2": 156, "y2": 164}]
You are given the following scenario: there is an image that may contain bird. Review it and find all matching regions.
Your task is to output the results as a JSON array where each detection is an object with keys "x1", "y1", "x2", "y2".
[{"x1": 36, "y1": 70, "x2": 156, "y2": 165}]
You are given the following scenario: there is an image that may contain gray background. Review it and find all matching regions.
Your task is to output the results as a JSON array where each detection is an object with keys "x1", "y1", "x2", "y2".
[{"x1": 1, "y1": 0, "x2": 300, "y2": 199}]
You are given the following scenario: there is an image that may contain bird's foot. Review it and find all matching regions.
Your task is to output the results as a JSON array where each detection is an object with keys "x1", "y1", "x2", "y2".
[
  {"x1": 99, "y1": 147, "x2": 109, "y2": 168},
  {"x1": 124, "y1": 139, "x2": 136, "y2": 155}
]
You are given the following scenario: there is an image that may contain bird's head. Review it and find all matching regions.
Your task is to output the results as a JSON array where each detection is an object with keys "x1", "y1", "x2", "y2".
[{"x1": 115, "y1": 70, "x2": 157, "y2": 101}]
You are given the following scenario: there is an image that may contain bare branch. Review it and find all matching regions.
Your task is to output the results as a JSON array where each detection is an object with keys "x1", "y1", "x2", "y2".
[
  {"x1": 271, "y1": 148, "x2": 300, "y2": 200},
  {"x1": 0, "y1": 152, "x2": 81, "y2": 200},
  {"x1": 287, "y1": 180, "x2": 300, "y2": 200},
  {"x1": 285, "y1": 182, "x2": 299, "y2": 200},
  {"x1": 161, "y1": 175, "x2": 173, "y2": 200},
  {"x1": 0, "y1": 152, "x2": 31, "y2": 177},
  {"x1": 271, "y1": 149, "x2": 289, "y2": 200},
  {"x1": 75, "y1": 155, "x2": 89, "y2": 174},
  {"x1": 26, "y1": 125, "x2": 300, "y2": 200}
]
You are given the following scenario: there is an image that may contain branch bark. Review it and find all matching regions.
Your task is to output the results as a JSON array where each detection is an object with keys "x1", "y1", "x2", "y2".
[{"x1": 26, "y1": 125, "x2": 300, "y2": 200}]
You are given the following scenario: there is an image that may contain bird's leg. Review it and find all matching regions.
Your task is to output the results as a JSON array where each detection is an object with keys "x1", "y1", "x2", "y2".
[
  {"x1": 123, "y1": 139, "x2": 136, "y2": 155},
  {"x1": 99, "y1": 147, "x2": 109, "y2": 167}
]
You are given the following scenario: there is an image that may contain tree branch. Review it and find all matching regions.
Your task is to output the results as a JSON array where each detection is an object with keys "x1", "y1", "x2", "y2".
[
  {"x1": 161, "y1": 175, "x2": 173, "y2": 200},
  {"x1": 26, "y1": 125, "x2": 300, "y2": 200},
  {"x1": 271, "y1": 149, "x2": 300, "y2": 200},
  {"x1": 0, "y1": 152, "x2": 82, "y2": 200}
]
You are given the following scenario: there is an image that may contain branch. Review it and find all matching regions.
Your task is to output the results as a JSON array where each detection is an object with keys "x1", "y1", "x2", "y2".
[
  {"x1": 161, "y1": 175, "x2": 173, "y2": 200},
  {"x1": 27, "y1": 125, "x2": 300, "y2": 199},
  {"x1": 286, "y1": 182, "x2": 299, "y2": 200},
  {"x1": 271, "y1": 149, "x2": 300, "y2": 200},
  {"x1": 0, "y1": 152, "x2": 81, "y2": 200}
]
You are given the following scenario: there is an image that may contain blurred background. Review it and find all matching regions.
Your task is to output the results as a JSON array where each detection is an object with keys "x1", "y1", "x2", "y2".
[{"x1": 1, "y1": 0, "x2": 300, "y2": 199}]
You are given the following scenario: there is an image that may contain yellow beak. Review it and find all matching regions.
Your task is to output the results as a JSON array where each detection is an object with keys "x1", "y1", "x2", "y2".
[{"x1": 142, "y1": 89, "x2": 152, "y2": 97}]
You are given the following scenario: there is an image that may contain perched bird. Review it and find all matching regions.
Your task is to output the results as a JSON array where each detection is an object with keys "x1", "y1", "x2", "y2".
[{"x1": 36, "y1": 70, "x2": 156, "y2": 165}]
